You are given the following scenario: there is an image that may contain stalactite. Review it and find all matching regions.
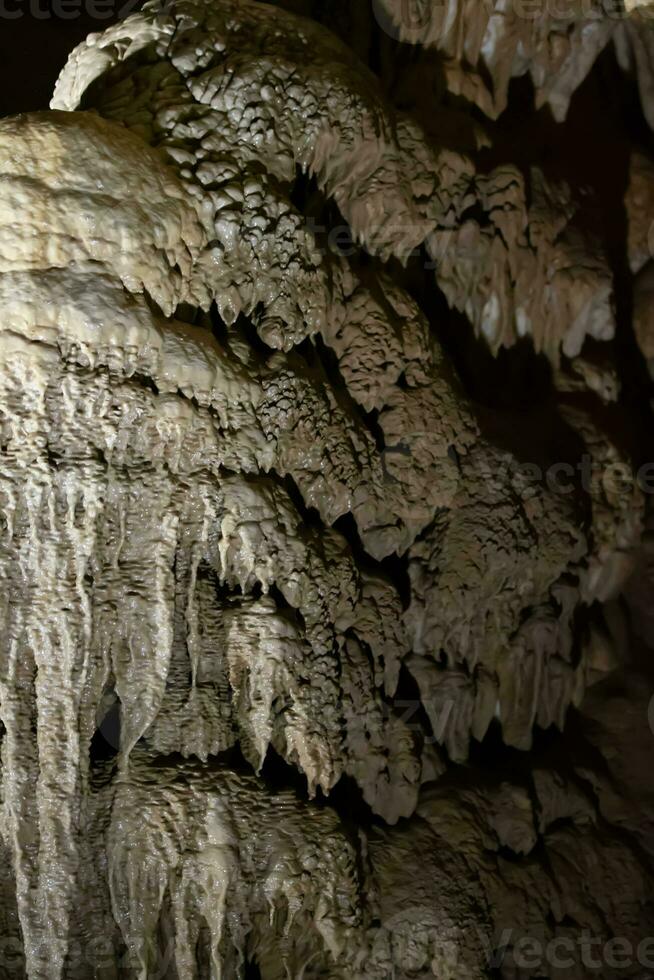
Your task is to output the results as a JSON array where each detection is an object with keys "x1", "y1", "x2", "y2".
[{"x1": 0, "y1": 0, "x2": 652, "y2": 976}]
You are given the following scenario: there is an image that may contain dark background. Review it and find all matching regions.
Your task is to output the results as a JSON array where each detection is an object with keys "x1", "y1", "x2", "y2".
[{"x1": 0, "y1": 4, "x2": 137, "y2": 116}]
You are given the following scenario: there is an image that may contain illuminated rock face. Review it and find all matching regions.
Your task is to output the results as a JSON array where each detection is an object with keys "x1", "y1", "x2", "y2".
[
  {"x1": 0, "y1": 1, "x2": 652, "y2": 977},
  {"x1": 371, "y1": 0, "x2": 654, "y2": 129}
]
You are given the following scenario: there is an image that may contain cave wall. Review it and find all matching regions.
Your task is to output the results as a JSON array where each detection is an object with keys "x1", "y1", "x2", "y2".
[{"x1": 0, "y1": 1, "x2": 653, "y2": 977}]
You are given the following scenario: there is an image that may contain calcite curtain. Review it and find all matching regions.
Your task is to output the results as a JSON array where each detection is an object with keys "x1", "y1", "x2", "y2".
[{"x1": 0, "y1": 1, "x2": 653, "y2": 977}]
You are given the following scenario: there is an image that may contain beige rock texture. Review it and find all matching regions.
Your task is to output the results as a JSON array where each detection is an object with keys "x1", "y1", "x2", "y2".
[{"x1": 0, "y1": 0, "x2": 651, "y2": 976}]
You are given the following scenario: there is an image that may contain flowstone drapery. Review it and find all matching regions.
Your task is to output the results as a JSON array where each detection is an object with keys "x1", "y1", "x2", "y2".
[{"x1": 0, "y1": 1, "x2": 653, "y2": 977}]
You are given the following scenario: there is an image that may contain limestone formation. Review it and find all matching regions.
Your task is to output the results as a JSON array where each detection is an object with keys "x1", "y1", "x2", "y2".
[{"x1": 0, "y1": 0, "x2": 651, "y2": 977}]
